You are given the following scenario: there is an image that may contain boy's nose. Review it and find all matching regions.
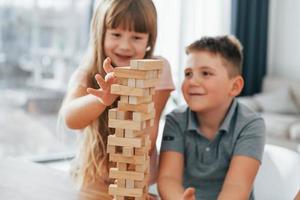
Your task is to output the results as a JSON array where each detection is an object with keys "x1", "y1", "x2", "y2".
[{"x1": 189, "y1": 76, "x2": 202, "y2": 86}]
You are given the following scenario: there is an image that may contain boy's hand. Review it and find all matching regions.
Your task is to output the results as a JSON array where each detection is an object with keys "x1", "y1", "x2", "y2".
[
  {"x1": 181, "y1": 187, "x2": 196, "y2": 200},
  {"x1": 87, "y1": 57, "x2": 118, "y2": 106}
]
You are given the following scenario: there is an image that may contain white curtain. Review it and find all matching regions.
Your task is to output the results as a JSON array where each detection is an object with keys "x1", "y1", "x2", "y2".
[{"x1": 153, "y1": 0, "x2": 232, "y2": 102}]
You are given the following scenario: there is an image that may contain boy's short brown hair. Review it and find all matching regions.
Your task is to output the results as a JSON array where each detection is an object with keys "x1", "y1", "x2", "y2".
[{"x1": 186, "y1": 35, "x2": 243, "y2": 78}]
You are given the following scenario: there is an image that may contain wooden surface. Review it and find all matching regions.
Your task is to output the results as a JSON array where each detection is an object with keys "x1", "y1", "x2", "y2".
[{"x1": 0, "y1": 158, "x2": 112, "y2": 200}]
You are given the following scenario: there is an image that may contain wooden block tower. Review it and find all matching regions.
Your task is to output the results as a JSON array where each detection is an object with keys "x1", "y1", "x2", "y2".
[{"x1": 107, "y1": 59, "x2": 163, "y2": 200}]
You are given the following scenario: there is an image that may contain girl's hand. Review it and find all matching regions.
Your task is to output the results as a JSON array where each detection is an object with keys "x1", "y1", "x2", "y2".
[
  {"x1": 181, "y1": 187, "x2": 196, "y2": 200},
  {"x1": 87, "y1": 57, "x2": 118, "y2": 106}
]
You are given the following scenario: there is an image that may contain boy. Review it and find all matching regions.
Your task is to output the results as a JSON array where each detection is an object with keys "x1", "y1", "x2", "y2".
[{"x1": 157, "y1": 36, "x2": 265, "y2": 200}]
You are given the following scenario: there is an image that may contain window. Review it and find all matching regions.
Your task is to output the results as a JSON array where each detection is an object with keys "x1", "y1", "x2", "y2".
[{"x1": 0, "y1": 0, "x2": 92, "y2": 161}]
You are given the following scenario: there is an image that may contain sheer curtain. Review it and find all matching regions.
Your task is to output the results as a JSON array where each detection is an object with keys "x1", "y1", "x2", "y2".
[{"x1": 153, "y1": 0, "x2": 232, "y2": 104}]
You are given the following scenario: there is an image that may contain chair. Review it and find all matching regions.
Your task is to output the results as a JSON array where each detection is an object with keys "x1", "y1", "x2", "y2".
[{"x1": 254, "y1": 144, "x2": 300, "y2": 200}]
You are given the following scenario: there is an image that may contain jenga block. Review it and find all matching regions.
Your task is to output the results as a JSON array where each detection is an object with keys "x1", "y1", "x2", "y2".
[
  {"x1": 118, "y1": 102, "x2": 154, "y2": 113},
  {"x1": 128, "y1": 79, "x2": 136, "y2": 87},
  {"x1": 109, "y1": 168, "x2": 144, "y2": 181},
  {"x1": 150, "y1": 87, "x2": 155, "y2": 95},
  {"x1": 123, "y1": 146, "x2": 134, "y2": 156},
  {"x1": 117, "y1": 162, "x2": 127, "y2": 171},
  {"x1": 115, "y1": 128, "x2": 124, "y2": 137},
  {"x1": 129, "y1": 95, "x2": 152, "y2": 105},
  {"x1": 126, "y1": 179, "x2": 135, "y2": 188},
  {"x1": 107, "y1": 145, "x2": 116, "y2": 154},
  {"x1": 130, "y1": 59, "x2": 164, "y2": 70},
  {"x1": 135, "y1": 159, "x2": 149, "y2": 173},
  {"x1": 109, "y1": 154, "x2": 146, "y2": 164},
  {"x1": 136, "y1": 79, "x2": 159, "y2": 88},
  {"x1": 111, "y1": 84, "x2": 150, "y2": 97},
  {"x1": 108, "y1": 135, "x2": 144, "y2": 148},
  {"x1": 124, "y1": 130, "x2": 144, "y2": 138},
  {"x1": 108, "y1": 108, "x2": 117, "y2": 119},
  {"x1": 115, "y1": 196, "x2": 125, "y2": 200},
  {"x1": 114, "y1": 67, "x2": 151, "y2": 80},
  {"x1": 109, "y1": 184, "x2": 143, "y2": 197},
  {"x1": 120, "y1": 95, "x2": 129, "y2": 103},
  {"x1": 133, "y1": 111, "x2": 155, "y2": 121},
  {"x1": 109, "y1": 119, "x2": 145, "y2": 131},
  {"x1": 116, "y1": 179, "x2": 126, "y2": 187},
  {"x1": 134, "y1": 174, "x2": 149, "y2": 188},
  {"x1": 117, "y1": 77, "x2": 128, "y2": 86},
  {"x1": 117, "y1": 110, "x2": 132, "y2": 120}
]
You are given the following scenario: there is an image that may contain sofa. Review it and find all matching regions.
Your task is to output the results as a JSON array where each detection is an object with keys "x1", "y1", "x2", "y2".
[{"x1": 238, "y1": 76, "x2": 300, "y2": 153}]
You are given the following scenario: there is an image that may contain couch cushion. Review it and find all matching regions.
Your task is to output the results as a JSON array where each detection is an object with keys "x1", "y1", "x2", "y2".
[
  {"x1": 261, "y1": 113, "x2": 300, "y2": 138},
  {"x1": 291, "y1": 82, "x2": 300, "y2": 109},
  {"x1": 254, "y1": 87, "x2": 300, "y2": 114}
]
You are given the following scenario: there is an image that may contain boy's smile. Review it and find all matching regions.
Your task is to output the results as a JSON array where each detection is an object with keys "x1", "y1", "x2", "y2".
[{"x1": 182, "y1": 51, "x2": 234, "y2": 113}]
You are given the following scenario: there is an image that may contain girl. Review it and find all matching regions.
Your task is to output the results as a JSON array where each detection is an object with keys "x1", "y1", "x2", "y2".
[{"x1": 60, "y1": 0, "x2": 175, "y2": 195}]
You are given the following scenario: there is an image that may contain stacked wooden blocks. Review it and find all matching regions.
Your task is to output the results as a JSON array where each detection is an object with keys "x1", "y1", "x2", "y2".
[{"x1": 107, "y1": 59, "x2": 163, "y2": 200}]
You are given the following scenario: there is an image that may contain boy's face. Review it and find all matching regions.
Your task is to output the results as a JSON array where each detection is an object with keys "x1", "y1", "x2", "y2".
[{"x1": 182, "y1": 51, "x2": 238, "y2": 112}]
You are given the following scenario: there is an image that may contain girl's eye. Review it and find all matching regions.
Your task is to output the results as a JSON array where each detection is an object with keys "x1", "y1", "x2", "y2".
[
  {"x1": 133, "y1": 35, "x2": 143, "y2": 40},
  {"x1": 111, "y1": 33, "x2": 121, "y2": 38}
]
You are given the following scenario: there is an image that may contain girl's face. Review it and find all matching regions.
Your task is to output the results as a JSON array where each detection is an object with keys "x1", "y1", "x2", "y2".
[{"x1": 104, "y1": 27, "x2": 149, "y2": 67}]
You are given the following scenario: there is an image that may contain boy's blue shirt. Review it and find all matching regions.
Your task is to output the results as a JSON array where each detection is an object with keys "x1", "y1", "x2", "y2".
[{"x1": 160, "y1": 98, "x2": 266, "y2": 200}]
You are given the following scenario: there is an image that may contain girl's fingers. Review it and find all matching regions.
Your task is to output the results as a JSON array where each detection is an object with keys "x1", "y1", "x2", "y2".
[
  {"x1": 95, "y1": 74, "x2": 108, "y2": 90},
  {"x1": 103, "y1": 57, "x2": 114, "y2": 73},
  {"x1": 86, "y1": 87, "x2": 102, "y2": 97}
]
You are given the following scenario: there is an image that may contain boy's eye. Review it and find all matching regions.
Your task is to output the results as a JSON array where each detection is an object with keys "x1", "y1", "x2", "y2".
[
  {"x1": 184, "y1": 71, "x2": 193, "y2": 78},
  {"x1": 202, "y1": 71, "x2": 212, "y2": 76}
]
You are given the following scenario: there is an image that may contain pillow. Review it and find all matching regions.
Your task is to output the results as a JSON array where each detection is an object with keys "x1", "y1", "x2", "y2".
[{"x1": 254, "y1": 87, "x2": 300, "y2": 114}]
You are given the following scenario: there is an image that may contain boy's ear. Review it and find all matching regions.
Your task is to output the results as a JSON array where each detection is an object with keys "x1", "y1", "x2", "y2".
[{"x1": 229, "y1": 76, "x2": 244, "y2": 97}]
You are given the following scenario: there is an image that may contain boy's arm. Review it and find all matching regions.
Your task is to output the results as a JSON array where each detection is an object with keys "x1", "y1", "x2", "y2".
[
  {"x1": 157, "y1": 151, "x2": 185, "y2": 200},
  {"x1": 217, "y1": 155, "x2": 260, "y2": 200}
]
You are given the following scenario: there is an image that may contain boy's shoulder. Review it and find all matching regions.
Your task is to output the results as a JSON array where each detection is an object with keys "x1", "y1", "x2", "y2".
[{"x1": 236, "y1": 100, "x2": 263, "y2": 123}]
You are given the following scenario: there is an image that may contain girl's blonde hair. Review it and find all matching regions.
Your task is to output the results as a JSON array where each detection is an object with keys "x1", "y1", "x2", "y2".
[{"x1": 73, "y1": 0, "x2": 157, "y2": 188}]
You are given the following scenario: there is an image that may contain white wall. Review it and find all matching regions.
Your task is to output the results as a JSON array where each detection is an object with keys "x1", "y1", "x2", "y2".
[{"x1": 268, "y1": 0, "x2": 300, "y2": 81}]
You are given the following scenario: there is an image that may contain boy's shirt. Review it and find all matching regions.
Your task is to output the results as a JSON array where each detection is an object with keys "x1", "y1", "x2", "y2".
[{"x1": 160, "y1": 98, "x2": 266, "y2": 200}]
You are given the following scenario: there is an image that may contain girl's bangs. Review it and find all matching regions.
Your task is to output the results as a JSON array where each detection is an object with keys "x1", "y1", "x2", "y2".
[{"x1": 106, "y1": 5, "x2": 149, "y2": 33}]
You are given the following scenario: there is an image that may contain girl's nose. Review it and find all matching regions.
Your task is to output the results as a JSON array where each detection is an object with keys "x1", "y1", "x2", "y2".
[{"x1": 119, "y1": 38, "x2": 131, "y2": 50}]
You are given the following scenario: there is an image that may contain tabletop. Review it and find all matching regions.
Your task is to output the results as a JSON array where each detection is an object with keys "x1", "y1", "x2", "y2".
[{"x1": 0, "y1": 158, "x2": 112, "y2": 200}]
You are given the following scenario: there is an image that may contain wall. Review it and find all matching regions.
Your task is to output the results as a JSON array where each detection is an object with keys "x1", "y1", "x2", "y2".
[{"x1": 268, "y1": 0, "x2": 300, "y2": 81}]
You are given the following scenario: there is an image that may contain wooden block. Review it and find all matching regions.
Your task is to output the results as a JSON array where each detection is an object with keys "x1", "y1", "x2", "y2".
[
  {"x1": 135, "y1": 79, "x2": 159, "y2": 88},
  {"x1": 123, "y1": 146, "x2": 134, "y2": 156},
  {"x1": 118, "y1": 102, "x2": 154, "y2": 113},
  {"x1": 115, "y1": 196, "x2": 125, "y2": 200},
  {"x1": 116, "y1": 179, "x2": 126, "y2": 187},
  {"x1": 126, "y1": 179, "x2": 135, "y2": 189},
  {"x1": 111, "y1": 84, "x2": 150, "y2": 97},
  {"x1": 109, "y1": 108, "x2": 117, "y2": 119},
  {"x1": 109, "y1": 119, "x2": 146, "y2": 131},
  {"x1": 117, "y1": 162, "x2": 127, "y2": 171},
  {"x1": 115, "y1": 128, "x2": 124, "y2": 137},
  {"x1": 133, "y1": 111, "x2": 155, "y2": 121},
  {"x1": 109, "y1": 168, "x2": 144, "y2": 181},
  {"x1": 108, "y1": 135, "x2": 144, "y2": 148},
  {"x1": 117, "y1": 77, "x2": 128, "y2": 86},
  {"x1": 129, "y1": 95, "x2": 152, "y2": 105},
  {"x1": 114, "y1": 67, "x2": 150, "y2": 80},
  {"x1": 134, "y1": 174, "x2": 149, "y2": 188},
  {"x1": 130, "y1": 59, "x2": 164, "y2": 70},
  {"x1": 120, "y1": 95, "x2": 129, "y2": 103},
  {"x1": 124, "y1": 130, "x2": 144, "y2": 138},
  {"x1": 109, "y1": 154, "x2": 146, "y2": 164},
  {"x1": 150, "y1": 87, "x2": 155, "y2": 95},
  {"x1": 117, "y1": 110, "x2": 132, "y2": 120},
  {"x1": 107, "y1": 145, "x2": 116, "y2": 154},
  {"x1": 109, "y1": 184, "x2": 143, "y2": 197},
  {"x1": 128, "y1": 79, "x2": 136, "y2": 87}
]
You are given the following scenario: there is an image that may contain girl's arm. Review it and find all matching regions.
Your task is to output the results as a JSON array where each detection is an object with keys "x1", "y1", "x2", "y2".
[
  {"x1": 61, "y1": 58, "x2": 117, "y2": 129},
  {"x1": 217, "y1": 155, "x2": 260, "y2": 200}
]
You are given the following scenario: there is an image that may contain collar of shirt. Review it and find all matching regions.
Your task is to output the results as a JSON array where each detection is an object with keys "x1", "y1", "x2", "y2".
[{"x1": 186, "y1": 98, "x2": 238, "y2": 135}]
